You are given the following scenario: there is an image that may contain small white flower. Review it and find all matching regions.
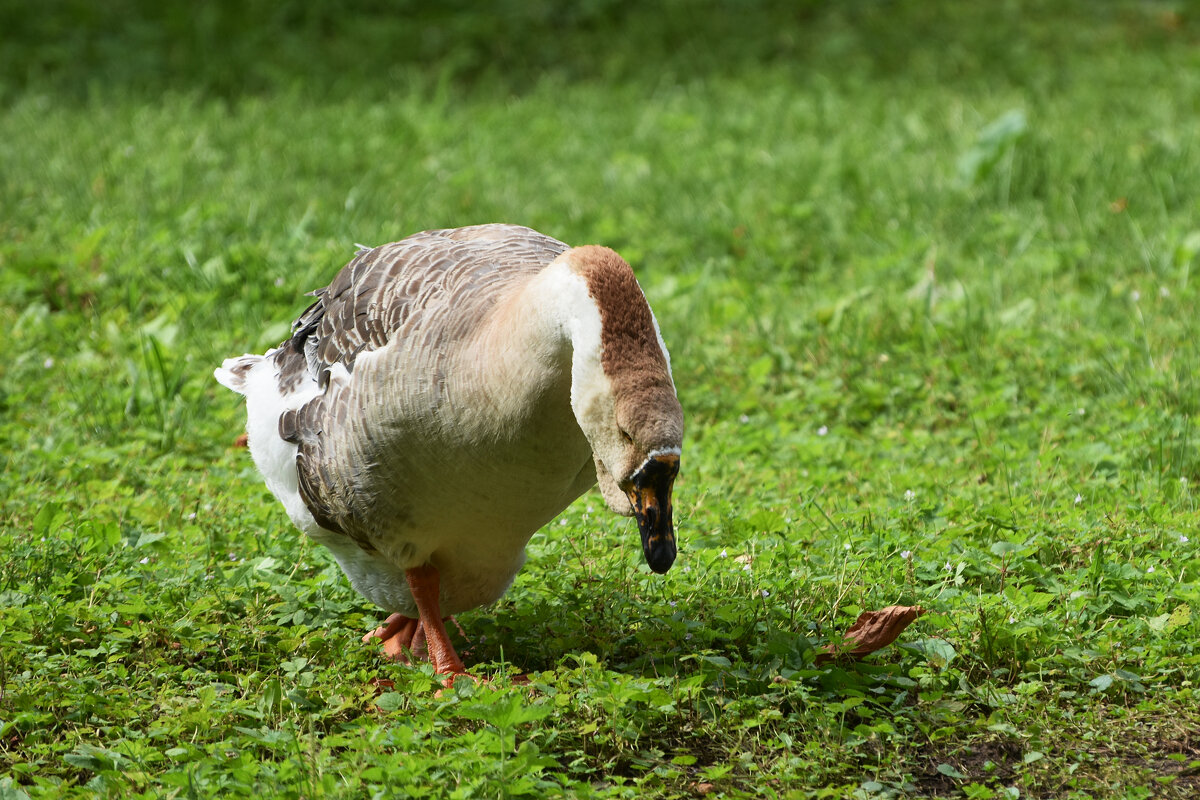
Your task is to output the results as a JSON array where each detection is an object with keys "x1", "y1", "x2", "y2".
[
  {"x1": 683, "y1": 565, "x2": 691, "y2": 573},
  {"x1": 843, "y1": 542, "x2": 851, "y2": 550},
  {"x1": 1131, "y1": 290, "x2": 1141, "y2": 302},
  {"x1": 586, "y1": 505, "x2": 595, "y2": 513},
  {"x1": 43, "y1": 357, "x2": 55, "y2": 369},
  {"x1": 944, "y1": 561, "x2": 953, "y2": 572},
  {"x1": 720, "y1": 549, "x2": 727, "y2": 557},
  {"x1": 685, "y1": 633, "x2": 692, "y2": 640},
  {"x1": 1180, "y1": 477, "x2": 1188, "y2": 486},
  {"x1": 274, "y1": 277, "x2": 285, "y2": 288},
  {"x1": 1074, "y1": 494, "x2": 1082, "y2": 505},
  {"x1": 878, "y1": 353, "x2": 890, "y2": 363},
  {"x1": 742, "y1": 564, "x2": 752, "y2": 572},
  {"x1": 1076, "y1": 407, "x2": 1086, "y2": 416},
  {"x1": 186, "y1": 512, "x2": 197, "y2": 521},
  {"x1": 904, "y1": 489, "x2": 916, "y2": 501},
  {"x1": 1180, "y1": 535, "x2": 1190, "y2": 544},
  {"x1": 738, "y1": 414, "x2": 750, "y2": 424},
  {"x1": 669, "y1": 600, "x2": 677, "y2": 607},
  {"x1": 900, "y1": 550, "x2": 913, "y2": 560},
  {"x1": 817, "y1": 425, "x2": 829, "y2": 436},
  {"x1": 760, "y1": 589, "x2": 770, "y2": 598},
  {"x1": 1147, "y1": 565, "x2": 1155, "y2": 574},
  {"x1": 558, "y1": 518, "x2": 569, "y2": 526},
  {"x1": 1160, "y1": 286, "x2": 1170, "y2": 298},
  {"x1": 139, "y1": 557, "x2": 150, "y2": 564},
  {"x1": 227, "y1": 552, "x2": 238, "y2": 561}
]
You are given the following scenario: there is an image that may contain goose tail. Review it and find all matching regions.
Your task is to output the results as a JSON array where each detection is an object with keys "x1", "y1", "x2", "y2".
[{"x1": 214, "y1": 354, "x2": 265, "y2": 395}]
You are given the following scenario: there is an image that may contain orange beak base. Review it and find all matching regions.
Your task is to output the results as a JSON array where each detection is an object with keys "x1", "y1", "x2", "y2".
[{"x1": 625, "y1": 453, "x2": 679, "y2": 574}]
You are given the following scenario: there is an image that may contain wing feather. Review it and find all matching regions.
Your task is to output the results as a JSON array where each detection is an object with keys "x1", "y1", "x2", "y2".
[{"x1": 272, "y1": 224, "x2": 567, "y2": 393}]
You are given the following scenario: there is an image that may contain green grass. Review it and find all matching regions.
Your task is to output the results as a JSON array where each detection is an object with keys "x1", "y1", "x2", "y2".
[{"x1": 3, "y1": 1, "x2": 1200, "y2": 797}]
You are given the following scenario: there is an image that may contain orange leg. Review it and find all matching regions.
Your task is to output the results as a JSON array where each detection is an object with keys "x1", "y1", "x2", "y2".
[
  {"x1": 362, "y1": 613, "x2": 419, "y2": 662},
  {"x1": 405, "y1": 564, "x2": 471, "y2": 681}
]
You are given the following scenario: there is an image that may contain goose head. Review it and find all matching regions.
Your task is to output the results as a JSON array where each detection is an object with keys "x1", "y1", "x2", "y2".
[{"x1": 557, "y1": 246, "x2": 684, "y2": 574}]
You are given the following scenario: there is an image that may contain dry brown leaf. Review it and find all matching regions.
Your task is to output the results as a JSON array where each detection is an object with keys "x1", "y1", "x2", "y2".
[
  {"x1": 815, "y1": 605, "x2": 926, "y2": 664},
  {"x1": 234, "y1": 432, "x2": 249, "y2": 448}
]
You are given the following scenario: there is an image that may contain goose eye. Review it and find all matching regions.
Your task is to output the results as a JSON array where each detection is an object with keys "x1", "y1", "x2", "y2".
[{"x1": 619, "y1": 429, "x2": 633, "y2": 445}]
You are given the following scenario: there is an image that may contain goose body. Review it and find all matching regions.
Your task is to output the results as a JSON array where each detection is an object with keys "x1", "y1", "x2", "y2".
[{"x1": 216, "y1": 224, "x2": 682, "y2": 676}]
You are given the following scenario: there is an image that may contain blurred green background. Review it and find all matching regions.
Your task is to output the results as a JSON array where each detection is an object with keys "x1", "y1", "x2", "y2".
[{"x1": 5, "y1": 0, "x2": 1189, "y2": 98}]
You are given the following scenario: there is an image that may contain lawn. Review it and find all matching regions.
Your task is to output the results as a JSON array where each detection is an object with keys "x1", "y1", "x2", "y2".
[{"x1": 2, "y1": 1, "x2": 1199, "y2": 797}]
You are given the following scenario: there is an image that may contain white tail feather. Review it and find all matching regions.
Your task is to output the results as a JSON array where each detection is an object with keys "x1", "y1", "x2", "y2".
[{"x1": 214, "y1": 355, "x2": 264, "y2": 394}]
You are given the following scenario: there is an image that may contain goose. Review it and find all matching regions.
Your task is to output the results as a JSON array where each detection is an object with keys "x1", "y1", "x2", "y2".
[{"x1": 215, "y1": 224, "x2": 683, "y2": 681}]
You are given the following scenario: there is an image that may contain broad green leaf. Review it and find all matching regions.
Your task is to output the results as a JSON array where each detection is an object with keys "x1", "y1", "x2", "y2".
[
  {"x1": 1166, "y1": 604, "x2": 1192, "y2": 632},
  {"x1": 989, "y1": 541, "x2": 1022, "y2": 557},
  {"x1": 136, "y1": 531, "x2": 168, "y2": 549},
  {"x1": 913, "y1": 638, "x2": 957, "y2": 670},
  {"x1": 376, "y1": 692, "x2": 405, "y2": 712}
]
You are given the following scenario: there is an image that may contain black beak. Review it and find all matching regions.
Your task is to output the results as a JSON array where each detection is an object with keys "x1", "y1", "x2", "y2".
[{"x1": 624, "y1": 452, "x2": 680, "y2": 574}]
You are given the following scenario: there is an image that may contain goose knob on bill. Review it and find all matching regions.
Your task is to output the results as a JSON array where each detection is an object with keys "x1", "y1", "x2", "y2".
[{"x1": 215, "y1": 224, "x2": 683, "y2": 683}]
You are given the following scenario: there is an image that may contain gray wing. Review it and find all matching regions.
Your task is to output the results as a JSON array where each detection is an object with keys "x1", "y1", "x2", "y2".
[
  {"x1": 272, "y1": 224, "x2": 568, "y2": 392},
  {"x1": 272, "y1": 224, "x2": 570, "y2": 542}
]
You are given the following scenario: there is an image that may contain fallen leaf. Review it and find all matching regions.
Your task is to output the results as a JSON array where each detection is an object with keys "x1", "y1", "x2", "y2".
[
  {"x1": 367, "y1": 677, "x2": 395, "y2": 695},
  {"x1": 234, "y1": 432, "x2": 249, "y2": 448},
  {"x1": 815, "y1": 605, "x2": 926, "y2": 664}
]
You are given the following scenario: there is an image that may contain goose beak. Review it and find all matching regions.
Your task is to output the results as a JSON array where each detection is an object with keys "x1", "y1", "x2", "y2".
[{"x1": 625, "y1": 452, "x2": 680, "y2": 574}]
